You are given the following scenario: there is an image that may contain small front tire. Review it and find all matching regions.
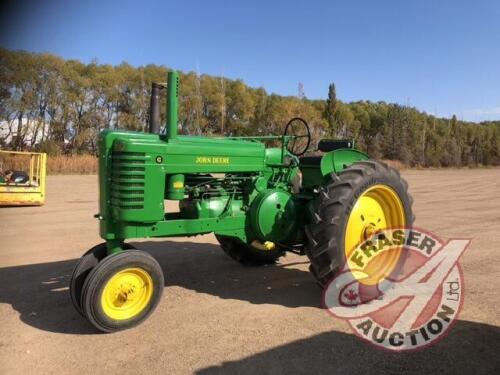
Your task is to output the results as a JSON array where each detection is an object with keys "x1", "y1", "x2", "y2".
[
  {"x1": 80, "y1": 250, "x2": 164, "y2": 333},
  {"x1": 70, "y1": 243, "x2": 134, "y2": 316}
]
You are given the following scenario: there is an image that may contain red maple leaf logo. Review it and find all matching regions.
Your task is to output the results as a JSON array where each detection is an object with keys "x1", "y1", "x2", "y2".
[{"x1": 344, "y1": 288, "x2": 358, "y2": 302}]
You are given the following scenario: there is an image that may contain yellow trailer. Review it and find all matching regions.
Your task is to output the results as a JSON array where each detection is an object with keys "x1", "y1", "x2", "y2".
[{"x1": 0, "y1": 150, "x2": 47, "y2": 206}]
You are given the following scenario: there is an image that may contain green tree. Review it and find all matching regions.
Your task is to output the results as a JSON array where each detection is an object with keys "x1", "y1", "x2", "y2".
[
  {"x1": 325, "y1": 83, "x2": 337, "y2": 136},
  {"x1": 0, "y1": 48, "x2": 499, "y2": 167}
]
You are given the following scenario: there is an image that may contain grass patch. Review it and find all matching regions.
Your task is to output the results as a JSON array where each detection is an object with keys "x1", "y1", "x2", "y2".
[{"x1": 47, "y1": 155, "x2": 97, "y2": 174}]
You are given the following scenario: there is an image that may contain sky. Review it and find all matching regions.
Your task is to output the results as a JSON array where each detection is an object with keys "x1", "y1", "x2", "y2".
[{"x1": 1, "y1": 0, "x2": 499, "y2": 122}]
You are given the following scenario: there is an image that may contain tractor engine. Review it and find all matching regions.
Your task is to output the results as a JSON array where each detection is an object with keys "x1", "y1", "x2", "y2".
[{"x1": 178, "y1": 168, "x2": 298, "y2": 244}]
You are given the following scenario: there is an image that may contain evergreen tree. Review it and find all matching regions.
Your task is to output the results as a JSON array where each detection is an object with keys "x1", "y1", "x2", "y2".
[{"x1": 325, "y1": 83, "x2": 337, "y2": 136}]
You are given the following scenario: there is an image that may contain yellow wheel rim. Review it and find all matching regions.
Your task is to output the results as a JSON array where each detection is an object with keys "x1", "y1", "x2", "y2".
[
  {"x1": 101, "y1": 267, "x2": 153, "y2": 320},
  {"x1": 345, "y1": 184, "x2": 406, "y2": 285}
]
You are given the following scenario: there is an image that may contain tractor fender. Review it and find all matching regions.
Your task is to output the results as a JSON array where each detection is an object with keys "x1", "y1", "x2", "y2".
[{"x1": 320, "y1": 148, "x2": 369, "y2": 176}]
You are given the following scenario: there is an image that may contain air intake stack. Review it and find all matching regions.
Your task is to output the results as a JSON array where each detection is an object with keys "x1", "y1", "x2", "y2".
[{"x1": 166, "y1": 70, "x2": 179, "y2": 140}]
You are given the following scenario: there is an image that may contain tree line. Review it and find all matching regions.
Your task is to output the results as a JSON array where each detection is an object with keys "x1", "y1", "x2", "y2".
[{"x1": 1, "y1": 48, "x2": 499, "y2": 167}]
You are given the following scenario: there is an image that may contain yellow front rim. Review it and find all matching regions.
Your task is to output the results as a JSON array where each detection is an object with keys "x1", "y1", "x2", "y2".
[
  {"x1": 345, "y1": 184, "x2": 406, "y2": 285},
  {"x1": 101, "y1": 267, "x2": 153, "y2": 320}
]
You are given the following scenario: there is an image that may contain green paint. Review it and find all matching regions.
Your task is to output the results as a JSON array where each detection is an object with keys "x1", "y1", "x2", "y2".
[
  {"x1": 97, "y1": 73, "x2": 370, "y2": 255},
  {"x1": 320, "y1": 148, "x2": 369, "y2": 175},
  {"x1": 249, "y1": 190, "x2": 297, "y2": 242},
  {"x1": 167, "y1": 71, "x2": 179, "y2": 139},
  {"x1": 166, "y1": 174, "x2": 185, "y2": 200}
]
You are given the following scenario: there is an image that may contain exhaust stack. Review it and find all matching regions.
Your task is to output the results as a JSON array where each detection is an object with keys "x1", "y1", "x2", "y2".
[
  {"x1": 148, "y1": 71, "x2": 179, "y2": 139},
  {"x1": 149, "y1": 82, "x2": 162, "y2": 134}
]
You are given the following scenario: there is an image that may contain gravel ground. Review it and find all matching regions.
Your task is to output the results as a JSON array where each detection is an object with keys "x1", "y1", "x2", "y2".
[{"x1": 0, "y1": 170, "x2": 499, "y2": 374}]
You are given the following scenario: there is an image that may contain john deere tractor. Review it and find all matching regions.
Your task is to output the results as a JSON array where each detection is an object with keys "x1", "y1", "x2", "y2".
[{"x1": 70, "y1": 71, "x2": 413, "y2": 332}]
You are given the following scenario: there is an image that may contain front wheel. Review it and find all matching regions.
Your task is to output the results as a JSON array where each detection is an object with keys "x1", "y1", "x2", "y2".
[
  {"x1": 70, "y1": 243, "x2": 135, "y2": 316},
  {"x1": 80, "y1": 250, "x2": 164, "y2": 332},
  {"x1": 305, "y1": 160, "x2": 414, "y2": 286}
]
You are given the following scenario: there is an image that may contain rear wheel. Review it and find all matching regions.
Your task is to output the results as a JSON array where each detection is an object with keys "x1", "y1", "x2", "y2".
[
  {"x1": 215, "y1": 235, "x2": 284, "y2": 266},
  {"x1": 305, "y1": 160, "x2": 414, "y2": 286},
  {"x1": 80, "y1": 250, "x2": 164, "y2": 332}
]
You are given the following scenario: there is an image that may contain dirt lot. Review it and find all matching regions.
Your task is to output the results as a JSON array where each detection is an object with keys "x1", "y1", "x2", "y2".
[{"x1": 0, "y1": 170, "x2": 499, "y2": 374}]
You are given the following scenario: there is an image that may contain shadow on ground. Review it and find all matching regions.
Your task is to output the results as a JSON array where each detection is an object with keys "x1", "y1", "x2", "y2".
[
  {"x1": 0, "y1": 240, "x2": 318, "y2": 334},
  {"x1": 196, "y1": 320, "x2": 500, "y2": 375},
  {"x1": 1, "y1": 240, "x2": 498, "y2": 374}
]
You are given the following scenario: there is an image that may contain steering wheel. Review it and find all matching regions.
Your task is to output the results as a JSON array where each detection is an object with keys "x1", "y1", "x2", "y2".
[{"x1": 283, "y1": 117, "x2": 311, "y2": 156}]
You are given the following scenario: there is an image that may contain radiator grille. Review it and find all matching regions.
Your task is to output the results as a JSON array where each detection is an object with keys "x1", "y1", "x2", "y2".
[{"x1": 110, "y1": 151, "x2": 146, "y2": 210}]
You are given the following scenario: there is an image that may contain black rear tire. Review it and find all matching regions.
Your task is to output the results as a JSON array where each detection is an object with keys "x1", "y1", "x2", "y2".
[
  {"x1": 305, "y1": 160, "x2": 414, "y2": 286},
  {"x1": 215, "y1": 235, "x2": 284, "y2": 266}
]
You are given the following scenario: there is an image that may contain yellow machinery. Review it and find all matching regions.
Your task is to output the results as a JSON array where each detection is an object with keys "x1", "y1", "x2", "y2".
[{"x1": 0, "y1": 150, "x2": 47, "y2": 206}]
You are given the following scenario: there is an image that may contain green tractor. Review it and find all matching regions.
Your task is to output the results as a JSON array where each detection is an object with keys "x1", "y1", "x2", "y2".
[{"x1": 70, "y1": 71, "x2": 414, "y2": 332}]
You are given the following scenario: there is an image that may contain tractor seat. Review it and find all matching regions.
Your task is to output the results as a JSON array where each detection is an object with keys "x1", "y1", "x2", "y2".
[
  {"x1": 299, "y1": 156, "x2": 322, "y2": 167},
  {"x1": 299, "y1": 139, "x2": 354, "y2": 168},
  {"x1": 318, "y1": 139, "x2": 354, "y2": 152}
]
